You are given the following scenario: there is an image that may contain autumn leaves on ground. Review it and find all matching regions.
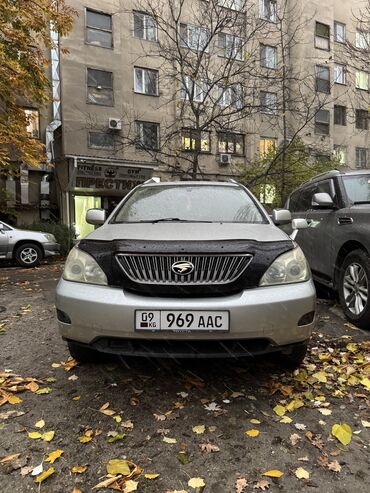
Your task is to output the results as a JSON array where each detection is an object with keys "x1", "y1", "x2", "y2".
[{"x1": 0, "y1": 263, "x2": 369, "y2": 493}]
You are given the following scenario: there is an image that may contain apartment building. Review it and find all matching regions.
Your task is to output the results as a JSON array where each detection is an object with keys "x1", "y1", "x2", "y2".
[{"x1": 6, "y1": 0, "x2": 369, "y2": 233}]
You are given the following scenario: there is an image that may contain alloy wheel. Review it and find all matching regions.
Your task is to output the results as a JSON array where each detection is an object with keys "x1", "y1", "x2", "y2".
[
  {"x1": 343, "y1": 262, "x2": 368, "y2": 316},
  {"x1": 20, "y1": 247, "x2": 38, "y2": 265}
]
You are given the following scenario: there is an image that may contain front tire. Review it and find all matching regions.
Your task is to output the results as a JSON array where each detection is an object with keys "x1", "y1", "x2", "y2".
[
  {"x1": 275, "y1": 341, "x2": 308, "y2": 370},
  {"x1": 67, "y1": 341, "x2": 107, "y2": 363},
  {"x1": 339, "y1": 249, "x2": 370, "y2": 330},
  {"x1": 15, "y1": 243, "x2": 42, "y2": 268}
]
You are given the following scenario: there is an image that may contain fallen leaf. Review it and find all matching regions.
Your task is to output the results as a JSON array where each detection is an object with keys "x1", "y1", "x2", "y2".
[
  {"x1": 71, "y1": 488, "x2": 83, "y2": 493},
  {"x1": 108, "y1": 433, "x2": 125, "y2": 443},
  {"x1": 0, "y1": 410, "x2": 25, "y2": 420},
  {"x1": 28, "y1": 432, "x2": 42, "y2": 440},
  {"x1": 245, "y1": 429, "x2": 260, "y2": 437},
  {"x1": 177, "y1": 392, "x2": 189, "y2": 398},
  {"x1": 332, "y1": 423, "x2": 352, "y2": 446},
  {"x1": 68, "y1": 374, "x2": 78, "y2": 381},
  {"x1": 154, "y1": 413, "x2": 166, "y2": 421},
  {"x1": 204, "y1": 402, "x2": 221, "y2": 412},
  {"x1": 280, "y1": 416, "x2": 292, "y2": 424},
  {"x1": 294, "y1": 423, "x2": 307, "y2": 431},
  {"x1": 163, "y1": 437, "x2": 177, "y2": 444},
  {"x1": 31, "y1": 463, "x2": 43, "y2": 476},
  {"x1": 20, "y1": 466, "x2": 34, "y2": 476},
  {"x1": 273, "y1": 405, "x2": 286, "y2": 417},
  {"x1": 72, "y1": 396, "x2": 80, "y2": 401},
  {"x1": 144, "y1": 473, "x2": 160, "y2": 479},
  {"x1": 35, "y1": 467, "x2": 55, "y2": 483},
  {"x1": 295, "y1": 467, "x2": 309, "y2": 480},
  {"x1": 231, "y1": 392, "x2": 245, "y2": 399},
  {"x1": 298, "y1": 456, "x2": 309, "y2": 462},
  {"x1": 254, "y1": 480, "x2": 270, "y2": 490},
  {"x1": 113, "y1": 415, "x2": 122, "y2": 423},
  {"x1": 122, "y1": 420, "x2": 134, "y2": 430},
  {"x1": 35, "y1": 387, "x2": 52, "y2": 395},
  {"x1": 262, "y1": 470, "x2": 284, "y2": 478},
  {"x1": 107, "y1": 459, "x2": 130, "y2": 476},
  {"x1": 71, "y1": 465, "x2": 88, "y2": 473},
  {"x1": 250, "y1": 419, "x2": 261, "y2": 425},
  {"x1": 313, "y1": 372, "x2": 327, "y2": 383},
  {"x1": 199, "y1": 443, "x2": 220, "y2": 453},
  {"x1": 8, "y1": 395, "x2": 22, "y2": 405},
  {"x1": 45, "y1": 450, "x2": 63, "y2": 463},
  {"x1": 177, "y1": 451, "x2": 189, "y2": 465},
  {"x1": 236, "y1": 477, "x2": 248, "y2": 492},
  {"x1": 290, "y1": 433, "x2": 301, "y2": 446},
  {"x1": 42, "y1": 431, "x2": 55, "y2": 442},
  {"x1": 62, "y1": 357, "x2": 78, "y2": 371},
  {"x1": 188, "y1": 477, "x2": 205, "y2": 489},
  {"x1": 0, "y1": 453, "x2": 20, "y2": 463},
  {"x1": 318, "y1": 408, "x2": 332, "y2": 416},
  {"x1": 35, "y1": 420, "x2": 45, "y2": 428},
  {"x1": 361, "y1": 420, "x2": 370, "y2": 428},
  {"x1": 192, "y1": 425, "x2": 205, "y2": 434},
  {"x1": 124, "y1": 481, "x2": 138, "y2": 492},
  {"x1": 99, "y1": 402, "x2": 115, "y2": 416},
  {"x1": 328, "y1": 460, "x2": 341, "y2": 472}
]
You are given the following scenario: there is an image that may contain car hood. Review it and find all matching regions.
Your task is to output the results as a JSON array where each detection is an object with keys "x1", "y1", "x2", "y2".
[{"x1": 86, "y1": 222, "x2": 290, "y2": 243}]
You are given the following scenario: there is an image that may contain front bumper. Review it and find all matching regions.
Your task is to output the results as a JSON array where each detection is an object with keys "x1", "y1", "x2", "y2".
[
  {"x1": 43, "y1": 242, "x2": 60, "y2": 257},
  {"x1": 55, "y1": 278, "x2": 316, "y2": 356}
]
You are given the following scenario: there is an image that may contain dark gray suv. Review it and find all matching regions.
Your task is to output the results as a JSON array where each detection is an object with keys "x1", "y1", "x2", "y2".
[{"x1": 286, "y1": 170, "x2": 370, "y2": 329}]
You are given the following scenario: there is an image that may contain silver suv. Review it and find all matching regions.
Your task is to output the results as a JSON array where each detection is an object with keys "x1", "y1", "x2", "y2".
[
  {"x1": 56, "y1": 181, "x2": 315, "y2": 366},
  {"x1": 0, "y1": 221, "x2": 60, "y2": 267},
  {"x1": 286, "y1": 169, "x2": 370, "y2": 329}
]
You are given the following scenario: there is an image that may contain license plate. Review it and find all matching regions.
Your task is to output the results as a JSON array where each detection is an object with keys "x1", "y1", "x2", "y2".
[{"x1": 135, "y1": 310, "x2": 229, "y2": 332}]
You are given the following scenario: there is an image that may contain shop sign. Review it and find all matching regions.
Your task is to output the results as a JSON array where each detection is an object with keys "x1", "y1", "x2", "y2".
[{"x1": 74, "y1": 163, "x2": 153, "y2": 191}]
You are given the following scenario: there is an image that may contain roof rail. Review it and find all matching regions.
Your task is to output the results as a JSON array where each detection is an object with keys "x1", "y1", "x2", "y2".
[
  {"x1": 228, "y1": 178, "x2": 239, "y2": 184},
  {"x1": 306, "y1": 170, "x2": 341, "y2": 183},
  {"x1": 143, "y1": 176, "x2": 161, "y2": 184}
]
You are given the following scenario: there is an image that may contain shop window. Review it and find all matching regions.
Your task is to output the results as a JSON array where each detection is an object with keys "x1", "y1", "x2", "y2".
[
  {"x1": 136, "y1": 121, "x2": 160, "y2": 150},
  {"x1": 217, "y1": 132, "x2": 244, "y2": 155},
  {"x1": 133, "y1": 11, "x2": 157, "y2": 41},
  {"x1": 181, "y1": 129, "x2": 210, "y2": 152},
  {"x1": 86, "y1": 9, "x2": 113, "y2": 48},
  {"x1": 87, "y1": 69, "x2": 113, "y2": 105},
  {"x1": 24, "y1": 109, "x2": 40, "y2": 138},
  {"x1": 315, "y1": 22, "x2": 330, "y2": 50},
  {"x1": 134, "y1": 67, "x2": 159, "y2": 95}
]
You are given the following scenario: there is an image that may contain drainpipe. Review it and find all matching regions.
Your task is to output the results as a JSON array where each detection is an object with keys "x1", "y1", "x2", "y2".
[{"x1": 45, "y1": 24, "x2": 61, "y2": 163}]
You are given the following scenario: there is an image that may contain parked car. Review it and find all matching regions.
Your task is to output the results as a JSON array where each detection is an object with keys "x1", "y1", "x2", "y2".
[
  {"x1": 56, "y1": 180, "x2": 315, "y2": 367},
  {"x1": 286, "y1": 169, "x2": 370, "y2": 329},
  {"x1": 0, "y1": 221, "x2": 60, "y2": 267}
]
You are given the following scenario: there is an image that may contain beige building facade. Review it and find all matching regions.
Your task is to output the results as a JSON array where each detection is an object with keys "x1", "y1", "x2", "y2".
[{"x1": 21, "y1": 0, "x2": 370, "y2": 232}]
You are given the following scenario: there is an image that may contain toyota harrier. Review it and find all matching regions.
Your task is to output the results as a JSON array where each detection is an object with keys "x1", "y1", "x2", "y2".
[{"x1": 55, "y1": 180, "x2": 315, "y2": 366}]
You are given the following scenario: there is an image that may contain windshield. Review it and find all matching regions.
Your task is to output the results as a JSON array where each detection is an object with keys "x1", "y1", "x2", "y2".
[
  {"x1": 112, "y1": 185, "x2": 267, "y2": 223},
  {"x1": 343, "y1": 175, "x2": 370, "y2": 203}
]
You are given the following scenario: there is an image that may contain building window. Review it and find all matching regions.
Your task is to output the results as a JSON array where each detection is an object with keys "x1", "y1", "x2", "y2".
[
  {"x1": 181, "y1": 129, "x2": 210, "y2": 152},
  {"x1": 334, "y1": 105, "x2": 346, "y2": 126},
  {"x1": 180, "y1": 76, "x2": 208, "y2": 102},
  {"x1": 24, "y1": 109, "x2": 40, "y2": 138},
  {"x1": 218, "y1": 132, "x2": 244, "y2": 155},
  {"x1": 86, "y1": 9, "x2": 113, "y2": 48},
  {"x1": 133, "y1": 11, "x2": 157, "y2": 41},
  {"x1": 315, "y1": 65, "x2": 330, "y2": 93},
  {"x1": 260, "y1": 44, "x2": 277, "y2": 68},
  {"x1": 136, "y1": 121, "x2": 160, "y2": 150},
  {"x1": 180, "y1": 24, "x2": 210, "y2": 52},
  {"x1": 88, "y1": 132, "x2": 115, "y2": 149},
  {"x1": 219, "y1": 33, "x2": 243, "y2": 60},
  {"x1": 334, "y1": 21, "x2": 346, "y2": 43},
  {"x1": 134, "y1": 67, "x2": 159, "y2": 95},
  {"x1": 87, "y1": 69, "x2": 113, "y2": 105},
  {"x1": 356, "y1": 71, "x2": 369, "y2": 90},
  {"x1": 260, "y1": 91, "x2": 277, "y2": 113},
  {"x1": 356, "y1": 31, "x2": 370, "y2": 49},
  {"x1": 334, "y1": 64, "x2": 346, "y2": 85},
  {"x1": 259, "y1": 137, "x2": 276, "y2": 157},
  {"x1": 218, "y1": 0, "x2": 244, "y2": 11},
  {"x1": 356, "y1": 148, "x2": 368, "y2": 168},
  {"x1": 218, "y1": 84, "x2": 243, "y2": 109},
  {"x1": 356, "y1": 109, "x2": 369, "y2": 130},
  {"x1": 315, "y1": 22, "x2": 330, "y2": 50},
  {"x1": 315, "y1": 109, "x2": 330, "y2": 135},
  {"x1": 334, "y1": 145, "x2": 347, "y2": 165},
  {"x1": 259, "y1": 0, "x2": 277, "y2": 22}
]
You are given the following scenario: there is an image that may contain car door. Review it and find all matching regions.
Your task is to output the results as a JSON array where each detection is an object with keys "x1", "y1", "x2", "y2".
[
  {"x1": 303, "y1": 180, "x2": 336, "y2": 279},
  {"x1": 0, "y1": 222, "x2": 10, "y2": 256},
  {"x1": 286, "y1": 187, "x2": 312, "y2": 258}
]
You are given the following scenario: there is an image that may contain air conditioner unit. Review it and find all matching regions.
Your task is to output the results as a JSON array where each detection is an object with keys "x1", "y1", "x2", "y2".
[
  {"x1": 108, "y1": 118, "x2": 122, "y2": 130},
  {"x1": 219, "y1": 153, "x2": 232, "y2": 165}
]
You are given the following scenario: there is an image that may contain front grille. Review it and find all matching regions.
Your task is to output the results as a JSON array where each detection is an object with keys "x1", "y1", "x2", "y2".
[{"x1": 116, "y1": 254, "x2": 253, "y2": 285}]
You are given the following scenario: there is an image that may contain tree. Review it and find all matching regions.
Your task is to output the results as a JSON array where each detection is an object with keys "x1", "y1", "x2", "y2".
[{"x1": 0, "y1": 0, "x2": 75, "y2": 176}]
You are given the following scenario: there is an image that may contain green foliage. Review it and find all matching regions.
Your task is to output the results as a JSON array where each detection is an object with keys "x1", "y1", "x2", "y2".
[
  {"x1": 19, "y1": 222, "x2": 75, "y2": 256},
  {"x1": 240, "y1": 138, "x2": 339, "y2": 208}
]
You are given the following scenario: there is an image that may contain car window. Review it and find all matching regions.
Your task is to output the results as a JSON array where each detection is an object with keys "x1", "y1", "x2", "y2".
[
  {"x1": 342, "y1": 174, "x2": 370, "y2": 203},
  {"x1": 0, "y1": 221, "x2": 11, "y2": 231},
  {"x1": 112, "y1": 185, "x2": 267, "y2": 224},
  {"x1": 306, "y1": 180, "x2": 334, "y2": 209}
]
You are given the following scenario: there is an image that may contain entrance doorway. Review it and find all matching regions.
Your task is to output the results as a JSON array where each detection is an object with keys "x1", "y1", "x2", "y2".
[{"x1": 74, "y1": 196, "x2": 101, "y2": 239}]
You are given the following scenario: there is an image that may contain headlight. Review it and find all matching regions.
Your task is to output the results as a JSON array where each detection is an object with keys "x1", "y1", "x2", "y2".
[
  {"x1": 259, "y1": 247, "x2": 310, "y2": 286},
  {"x1": 43, "y1": 233, "x2": 55, "y2": 242},
  {"x1": 63, "y1": 247, "x2": 107, "y2": 285}
]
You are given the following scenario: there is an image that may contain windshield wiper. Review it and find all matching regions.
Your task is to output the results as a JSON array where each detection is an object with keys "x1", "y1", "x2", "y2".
[{"x1": 353, "y1": 201, "x2": 370, "y2": 205}]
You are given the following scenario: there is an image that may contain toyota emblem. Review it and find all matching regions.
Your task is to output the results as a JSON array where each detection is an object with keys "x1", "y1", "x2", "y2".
[{"x1": 171, "y1": 261, "x2": 194, "y2": 275}]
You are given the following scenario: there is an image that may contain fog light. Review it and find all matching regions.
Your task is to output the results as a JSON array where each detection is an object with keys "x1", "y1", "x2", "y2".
[
  {"x1": 56, "y1": 309, "x2": 71, "y2": 324},
  {"x1": 298, "y1": 311, "x2": 315, "y2": 326}
]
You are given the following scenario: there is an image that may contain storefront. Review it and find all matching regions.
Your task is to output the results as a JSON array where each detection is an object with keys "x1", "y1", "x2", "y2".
[{"x1": 63, "y1": 157, "x2": 154, "y2": 238}]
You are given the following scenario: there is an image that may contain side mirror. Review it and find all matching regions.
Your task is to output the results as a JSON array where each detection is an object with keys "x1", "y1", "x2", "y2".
[
  {"x1": 86, "y1": 208, "x2": 106, "y2": 225},
  {"x1": 312, "y1": 192, "x2": 334, "y2": 209},
  {"x1": 290, "y1": 218, "x2": 309, "y2": 240},
  {"x1": 272, "y1": 209, "x2": 292, "y2": 225}
]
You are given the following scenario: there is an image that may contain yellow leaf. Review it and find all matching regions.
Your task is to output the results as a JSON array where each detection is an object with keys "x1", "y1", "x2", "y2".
[
  {"x1": 318, "y1": 408, "x2": 332, "y2": 416},
  {"x1": 188, "y1": 477, "x2": 205, "y2": 488},
  {"x1": 144, "y1": 473, "x2": 160, "y2": 479},
  {"x1": 273, "y1": 405, "x2": 286, "y2": 417},
  {"x1": 192, "y1": 425, "x2": 205, "y2": 434},
  {"x1": 250, "y1": 419, "x2": 261, "y2": 424},
  {"x1": 45, "y1": 450, "x2": 63, "y2": 463},
  {"x1": 313, "y1": 372, "x2": 327, "y2": 383},
  {"x1": 34, "y1": 467, "x2": 55, "y2": 483},
  {"x1": 51, "y1": 363, "x2": 61, "y2": 368},
  {"x1": 8, "y1": 395, "x2": 22, "y2": 405},
  {"x1": 163, "y1": 437, "x2": 177, "y2": 443},
  {"x1": 35, "y1": 420, "x2": 45, "y2": 428},
  {"x1": 113, "y1": 415, "x2": 122, "y2": 423},
  {"x1": 71, "y1": 465, "x2": 88, "y2": 473},
  {"x1": 263, "y1": 470, "x2": 284, "y2": 478},
  {"x1": 79, "y1": 435, "x2": 92, "y2": 443},
  {"x1": 245, "y1": 429, "x2": 260, "y2": 437},
  {"x1": 36, "y1": 387, "x2": 52, "y2": 395},
  {"x1": 295, "y1": 467, "x2": 309, "y2": 479},
  {"x1": 72, "y1": 396, "x2": 80, "y2": 401},
  {"x1": 28, "y1": 432, "x2": 42, "y2": 439},
  {"x1": 361, "y1": 378, "x2": 370, "y2": 390},
  {"x1": 106, "y1": 459, "x2": 130, "y2": 476},
  {"x1": 280, "y1": 416, "x2": 292, "y2": 424},
  {"x1": 42, "y1": 431, "x2": 55, "y2": 442},
  {"x1": 331, "y1": 423, "x2": 352, "y2": 446},
  {"x1": 346, "y1": 343, "x2": 357, "y2": 353},
  {"x1": 124, "y1": 480, "x2": 138, "y2": 492}
]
